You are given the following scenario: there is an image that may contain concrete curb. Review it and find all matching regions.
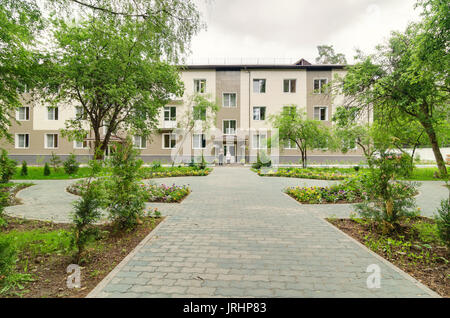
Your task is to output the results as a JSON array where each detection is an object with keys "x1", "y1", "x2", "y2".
[
  {"x1": 86, "y1": 216, "x2": 170, "y2": 298},
  {"x1": 319, "y1": 217, "x2": 441, "y2": 298}
]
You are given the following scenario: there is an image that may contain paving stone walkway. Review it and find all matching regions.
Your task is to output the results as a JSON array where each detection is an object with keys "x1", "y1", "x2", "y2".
[{"x1": 84, "y1": 168, "x2": 440, "y2": 298}]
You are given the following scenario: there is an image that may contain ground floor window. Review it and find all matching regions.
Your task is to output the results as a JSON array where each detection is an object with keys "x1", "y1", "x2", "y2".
[
  {"x1": 74, "y1": 134, "x2": 89, "y2": 149},
  {"x1": 15, "y1": 134, "x2": 29, "y2": 149},
  {"x1": 163, "y1": 133, "x2": 177, "y2": 149},
  {"x1": 45, "y1": 134, "x2": 58, "y2": 149},
  {"x1": 284, "y1": 139, "x2": 297, "y2": 149},
  {"x1": 193, "y1": 133, "x2": 206, "y2": 149},
  {"x1": 133, "y1": 136, "x2": 147, "y2": 149},
  {"x1": 223, "y1": 120, "x2": 237, "y2": 135},
  {"x1": 252, "y1": 133, "x2": 267, "y2": 149}
]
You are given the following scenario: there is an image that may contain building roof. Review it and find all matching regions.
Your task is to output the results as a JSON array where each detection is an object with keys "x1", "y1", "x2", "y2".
[{"x1": 181, "y1": 64, "x2": 346, "y2": 71}]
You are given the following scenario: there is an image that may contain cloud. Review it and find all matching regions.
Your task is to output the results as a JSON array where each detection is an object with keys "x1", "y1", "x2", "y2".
[{"x1": 189, "y1": 0, "x2": 421, "y2": 63}]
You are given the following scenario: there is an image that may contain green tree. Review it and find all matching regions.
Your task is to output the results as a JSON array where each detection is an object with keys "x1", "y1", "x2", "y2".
[
  {"x1": 271, "y1": 108, "x2": 330, "y2": 168},
  {"x1": 0, "y1": 0, "x2": 42, "y2": 140},
  {"x1": 315, "y1": 45, "x2": 347, "y2": 65},
  {"x1": 338, "y1": 0, "x2": 449, "y2": 177}
]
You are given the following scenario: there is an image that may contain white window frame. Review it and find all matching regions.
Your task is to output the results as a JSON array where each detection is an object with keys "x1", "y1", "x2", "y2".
[
  {"x1": 253, "y1": 79, "x2": 266, "y2": 93},
  {"x1": 314, "y1": 106, "x2": 328, "y2": 121},
  {"x1": 223, "y1": 119, "x2": 237, "y2": 135},
  {"x1": 222, "y1": 93, "x2": 237, "y2": 108},
  {"x1": 162, "y1": 133, "x2": 177, "y2": 149},
  {"x1": 16, "y1": 107, "x2": 30, "y2": 121},
  {"x1": 47, "y1": 106, "x2": 59, "y2": 120},
  {"x1": 15, "y1": 133, "x2": 30, "y2": 149},
  {"x1": 133, "y1": 135, "x2": 147, "y2": 149},
  {"x1": 313, "y1": 78, "x2": 329, "y2": 94},
  {"x1": 194, "y1": 79, "x2": 207, "y2": 94},
  {"x1": 74, "y1": 140, "x2": 89, "y2": 149},
  {"x1": 283, "y1": 79, "x2": 297, "y2": 93},
  {"x1": 284, "y1": 139, "x2": 297, "y2": 150},
  {"x1": 192, "y1": 133, "x2": 206, "y2": 149},
  {"x1": 164, "y1": 106, "x2": 177, "y2": 121},
  {"x1": 253, "y1": 107, "x2": 266, "y2": 121},
  {"x1": 45, "y1": 133, "x2": 59, "y2": 149},
  {"x1": 252, "y1": 133, "x2": 267, "y2": 150}
]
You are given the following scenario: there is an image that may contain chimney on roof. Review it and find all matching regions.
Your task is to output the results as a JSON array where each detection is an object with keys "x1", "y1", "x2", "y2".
[{"x1": 294, "y1": 58, "x2": 312, "y2": 66}]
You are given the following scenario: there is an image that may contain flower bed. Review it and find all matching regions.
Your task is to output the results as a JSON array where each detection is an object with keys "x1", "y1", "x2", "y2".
[
  {"x1": 140, "y1": 167, "x2": 212, "y2": 179},
  {"x1": 257, "y1": 168, "x2": 356, "y2": 180},
  {"x1": 67, "y1": 180, "x2": 191, "y2": 203}
]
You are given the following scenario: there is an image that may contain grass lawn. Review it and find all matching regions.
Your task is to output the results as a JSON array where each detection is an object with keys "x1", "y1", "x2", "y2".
[
  {"x1": 401, "y1": 167, "x2": 449, "y2": 181},
  {"x1": 12, "y1": 167, "x2": 93, "y2": 180}
]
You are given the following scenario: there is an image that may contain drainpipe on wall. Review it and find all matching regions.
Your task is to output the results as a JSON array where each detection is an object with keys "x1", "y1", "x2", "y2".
[{"x1": 245, "y1": 67, "x2": 251, "y2": 163}]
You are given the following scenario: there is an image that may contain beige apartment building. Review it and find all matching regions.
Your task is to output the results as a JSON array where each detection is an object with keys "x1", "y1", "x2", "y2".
[{"x1": 0, "y1": 59, "x2": 365, "y2": 165}]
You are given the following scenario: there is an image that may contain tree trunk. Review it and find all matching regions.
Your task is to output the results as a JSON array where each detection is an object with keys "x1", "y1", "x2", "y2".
[{"x1": 421, "y1": 119, "x2": 447, "y2": 177}]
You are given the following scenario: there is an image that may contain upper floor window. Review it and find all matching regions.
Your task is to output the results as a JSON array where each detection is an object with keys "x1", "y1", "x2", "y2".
[
  {"x1": 45, "y1": 134, "x2": 58, "y2": 149},
  {"x1": 223, "y1": 120, "x2": 236, "y2": 135},
  {"x1": 133, "y1": 136, "x2": 147, "y2": 149},
  {"x1": 194, "y1": 79, "x2": 206, "y2": 93},
  {"x1": 164, "y1": 106, "x2": 176, "y2": 121},
  {"x1": 193, "y1": 106, "x2": 206, "y2": 121},
  {"x1": 313, "y1": 78, "x2": 328, "y2": 94},
  {"x1": 163, "y1": 133, "x2": 177, "y2": 149},
  {"x1": 75, "y1": 106, "x2": 87, "y2": 120},
  {"x1": 253, "y1": 79, "x2": 266, "y2": 93},
  {"x1": 15, "y1": 134, "x2": 29, "y2": 149},
  {"x1": 47, "y1": 106, "x2": 59, "y2": 120},
  {"x1": 283, "y1": 79, "x2": 296, "y2": 93},
  {"x1": 223, "y1": 93, "x2": 237, "y2": 107},
  {"x1": 253, "y1": 107, "x2": 266, "y2": 121},
  {"x1": 16, "y1": 107, "x2": 30, "y2": 121},
  {"x1": 252, "y1": 133, "x2": 267, "y2": 149},
  {"x1": 193, "y1": 133, "x2": 206, "y2": 149},
  {"x1": 314, "y1": 106, "x2": 328, "y2": 121}
]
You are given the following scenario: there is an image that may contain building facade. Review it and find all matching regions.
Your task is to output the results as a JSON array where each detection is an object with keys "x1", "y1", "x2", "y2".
[{"x1": 1, "y1": 60, "x2": 365, "y2": 165}]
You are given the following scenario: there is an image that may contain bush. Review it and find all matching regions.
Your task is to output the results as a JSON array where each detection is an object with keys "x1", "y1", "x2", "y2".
[
  {"x1": 0, "y1": 149, "x2": 16, "y2": 183},
  {"x1": 106, "y1": 139, "x2": 146, "y2": 230},
  {"x1": 63, "y1": 154, "x2": 80, "y2": 175},
  {"x1": 20, "y1": 161, "x2": 28, "y2": 176},
  {"x1": 49, "y1": 152, "x2": 62, "y2": 172},
  {"x1": 43, "y1": 163, "x2": 51, "y2": 176},
  {"x1": 151, "y1": 161, "x2": 161, "y2": 170},
  {"x1": 0, "y1": 237, "x2": 17, "y2": 290},
  {"x1": 411, "y1": 222, "x2": 441, "y2": 244},
  {"x1": 435, "y1": 198, "x2": 450, "y2": 248},
  {"x1": 353, "y1": 166, "x2": 360, "y2": 172}
]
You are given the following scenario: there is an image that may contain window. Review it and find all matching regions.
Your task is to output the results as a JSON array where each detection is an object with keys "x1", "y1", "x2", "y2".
[
  {"x1": 253, "y1": 79, "x2": 266, "y2": 93},
  {"x1": 163, "y1": 133, "x2": 177, "y2": 149},
  {"x1": 133, "y1": 136, "x2": 147, "y2": 149},
  {"x1": 47, "y1": 106, "x2": 59, "y2": 120},
  {"x1": 252, "y1": 133, "x2": 267, "y2": 149},
  {"x1": 193, "y1": 134, "x2": 206, "y2": 149},
  {"x1": 283, "y1": 79, "x2": 296, "y2": 93},
  {"x1": 164, "y1": 106, "x2": 176, "y2": 121},
  {"x1": 193, "y1": 106, "x2": 206, "y2": 121},
  {"x1": 284, "y1": 140, "x2": 297, "y2": 150},
  {"x1": 74, "y1": 134, "x2": 89, "y2": 149},
  {"x1": 223, "y1": 120, "x2": 236, "y2": 135},
  {"x1": 75, "y1": 107, "x2": 87, "y2": 120},
  {"x1": 314, "y1": 106, "x2": 328, "y2": 121},
  {"x1": 16, "y1": 107, "x2": 30, "y2": 121},
  {"x1": 283, "y1": 106, "x2": 297, "y2": 116},
  {"x1": 313, "y1": 79, "x2": 328, "y2": 94},
  {"x1": 223, "y1": 93, "x2": 237, "y2": 107},
  {"x1": 15, "y1": 134, "x2": 29, "y2": 149},
  {"x1": 45, "y1": 134, "x2": 58, "y2": 149},
  {"x1": 253, "y1": 107, "x2": 266, "y2": 121},
  {"x1": 194, "y1": 79, "x2": 206, "y2": 93}
]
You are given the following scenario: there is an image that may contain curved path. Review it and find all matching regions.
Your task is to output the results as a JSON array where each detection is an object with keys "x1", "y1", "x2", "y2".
[{"x1": 6, "y1": 169, "x2": 446, "y2": 298}]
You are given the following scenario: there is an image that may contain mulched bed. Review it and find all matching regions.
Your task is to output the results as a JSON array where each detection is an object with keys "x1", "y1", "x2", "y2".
[
  {"x1": 328, "y1": 217, "x2": 449, "y2": 297},
  {"x1": 1, "y1": 216, "x2": 163, "y2": 298},
  {"x1": 0, "y1": 183, "x2": 34, "y2": 206}
]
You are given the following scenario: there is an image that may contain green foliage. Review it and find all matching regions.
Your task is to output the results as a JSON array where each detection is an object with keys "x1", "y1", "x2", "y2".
[
  {"x1": 315, "y1": 45, "x2": 347, "y2": 64},
  {"x1": 43, "y1": 163, "x2": 51, "y2": 176},
  {"x1": 0, "y1": 236, "x2": 19, "y2": 293},
  {"x1": 139, "y1": 166, "x2": 211, "y2": 179},
  {"x1": 435, "y1": 197, "x2": 450, "y2": 248},
  {"x1": 258, "y1": 167, "x2": 355, "y2": 180},
  {"x1": 49, "y1": 152, "x2": 62, "y2": 172},
  {"x1": 0, "y1": 149, "x2": 17, "y2": 183},
  {"x1": 151, "y1": 161, "x2": 162, "y2": 170},
  {"x1": 20, "y1": 161, "x2": 28, "y2": 176},
  {"x1": 63, "y1": 154, "x2": 80, "y2": 175},
  {"x1": 106, "y1": 139, "x2": 146, "y2": 230},
  {"x1": 411, "y1": 222, "x2": 441, "y2": 244},
  {"x1": 144, "y1": 183, "x2": 191, "y2": 203}
]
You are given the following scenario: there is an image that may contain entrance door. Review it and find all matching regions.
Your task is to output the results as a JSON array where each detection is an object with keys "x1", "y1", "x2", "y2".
[{"x1": 224, "y1": 144, "x2": 236, "y2": 163}]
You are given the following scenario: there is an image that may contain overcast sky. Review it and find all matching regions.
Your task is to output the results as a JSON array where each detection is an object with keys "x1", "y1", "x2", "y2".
[{"x1": 188, "y1": 0, "x2": 422, "y2": 64}]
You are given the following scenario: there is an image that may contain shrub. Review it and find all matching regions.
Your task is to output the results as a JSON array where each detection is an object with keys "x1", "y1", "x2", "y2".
[
  {"x1": 353, "y1": 166, "x2": 360, "y2": 172},
  {"x1": 143, "y1": 183, "x2": 191, "y2": 203},
  {"x1": 49, "y1": 152, "x2": 62, "y2": 172},
  {"x1": 151, "y1": 161, "x2": 162, "y2": 170},
  {"x1": 435, "y1": 198, "x2": 450, "y2": 248},
  {"x1": 0, "y1": 237, "x2": 17, "y2": 291},
  {"x1": 411, "y1": 222, "x2": 441, "y2": 244},
  {"x1": 0, "y1": 149, "x2": 16, "y2": 183},
  {"x1": 20, "y1": 161, "x2": 28, "y2": 176},
  {"x1": 106, "y1": 139, "x2": 146, "y2": 230},
  {"x1": 43, "y1": 163, "x2": 51, "y2": 176},
  {"x1": 63, "y1": 154, "x2": 80, "y2": 175}
]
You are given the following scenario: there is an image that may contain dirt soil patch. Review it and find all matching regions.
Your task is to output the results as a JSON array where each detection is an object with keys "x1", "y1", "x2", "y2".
[
  {"x1": 1, "y1": 216, "x2": 163, "y2": 298},
  {"x1": 328, "y1": 217, "x2": 449, "y2": 297}
]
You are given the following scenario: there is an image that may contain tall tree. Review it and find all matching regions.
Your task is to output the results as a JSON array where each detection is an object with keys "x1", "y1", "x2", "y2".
[
  {"x1": 43, "y1": 0, "x2": 202, "y2": 159},
  {"x1": 337, "y1": 0, "x2": 449, "y2": 177},
  {"x1": 271, "y1": 108, "x2": 330, "y2": 168},
  {"x1": 315, "y1": 45, "x2": 347, "y2": 65},
  {"x1": 0, "y1": 0, "x2": 42, "y2": 140}
]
